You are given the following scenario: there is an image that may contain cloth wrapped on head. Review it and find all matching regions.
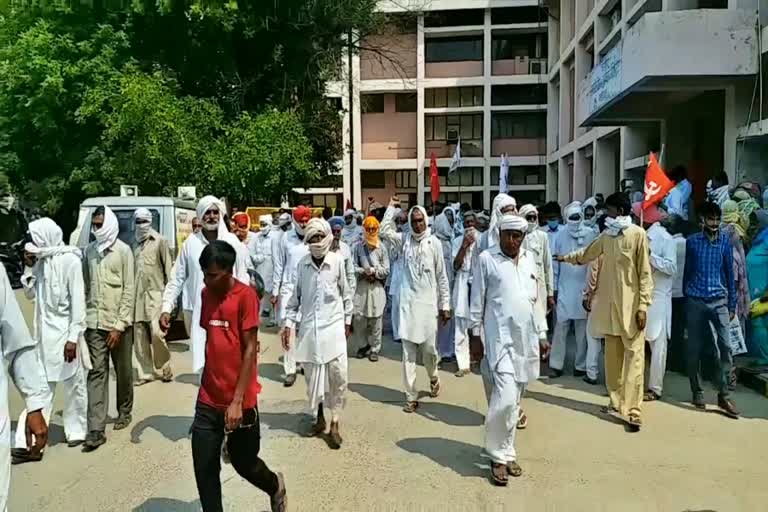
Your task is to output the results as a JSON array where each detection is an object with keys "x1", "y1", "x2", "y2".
[{"x1": 304, "y1": 218, "x2": 333, "y2": 258}]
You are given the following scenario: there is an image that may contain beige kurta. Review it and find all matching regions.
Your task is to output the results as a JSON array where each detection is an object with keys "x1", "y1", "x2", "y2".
[
  {"x1": 561, "y1": 225, "x2": 652, "y2": 339},
  {"x1": 134, "y1": 230, "x2": 173, "y2": 324}
]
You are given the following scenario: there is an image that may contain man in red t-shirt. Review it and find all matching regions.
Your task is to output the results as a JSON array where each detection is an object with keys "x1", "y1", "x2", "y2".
[{"x1": 192, "y1": 240, "x2": 287, "y2": 512}]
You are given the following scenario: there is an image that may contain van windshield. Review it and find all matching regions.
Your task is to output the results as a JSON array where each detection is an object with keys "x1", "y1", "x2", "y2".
[{"x1": 114, "y1": 209, "x2": 160, "y2": 245}]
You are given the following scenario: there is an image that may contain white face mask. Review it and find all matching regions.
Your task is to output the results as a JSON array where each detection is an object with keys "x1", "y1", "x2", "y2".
[
  {"x1": 135, "y1": 223, "x2": 151, "y2": 242},
  {"x1": 527, "y1": 221, "x2": 538, "y2": 233}
]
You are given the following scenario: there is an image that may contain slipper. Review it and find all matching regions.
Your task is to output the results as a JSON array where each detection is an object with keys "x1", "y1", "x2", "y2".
[
  {"x1": 11, "y1": 450, "x2": 43, "y2": 465},
  {"x1": 491, "y1": 462, "x2": 508, "y2": 486},
  {"x1": 517, "y1": 411, "x2": 528, "y2": 430},
  {"x1": 643, "y1": 390, "x2": 661, "y2": 401},
  {"x1": 429, "y1": 378, "x2": 441, "y2": 398},
  {"x1": 403, "y1": 401, "x2": 419, "y2": 413},
  {"x1": 506, "y1": 461, "x2": 523, "y2": 477},
  {"x1": 627, "y1": 413, "x2": 642, "y2": 432}
]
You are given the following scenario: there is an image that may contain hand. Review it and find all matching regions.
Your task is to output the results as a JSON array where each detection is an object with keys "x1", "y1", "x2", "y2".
[
  {"x1": 106, "y1": 329, "x2": 122, "y2": 349},
  {"x1": 224, "y1": 401, "x2": 243, "y2": 431},
  {"x1": 635, "y1": 310, "x2": 647, "y2": 330},
  {"x1": 539, "y1": 339, "x2": 551, "y2": 360},
  {"x1": 582, "y1": 298, "x2": 591, "y2": 313},
  {"x1": 461, "y1": 233, "x2": 474, "y2": 249},
  {"x1": 63, "y1": 341, "x2": 77, "y2": 363},
  {"x1": 555, "y1": 255, "x2": 566, "y2": 262},
  {"x1": 159, "y1": 312, "x2": 172, "y2": 332},
  {"x1": 547, "y1": 295, "x2": 555, "y2": 313},
  {"x1": 270, "y1": 294, "x2": 278, "y2": 307},
  {"x1": 345, "y1": 324, "x2": 352, "y2": 338},
  {"x1": 389, "y1": 195, "x2": 401, "y2": 208},
  {"x1": 730, "y1": 311, "x2": 735, "y2": 322},
  {"x1": 281, "y1": 328, "x2": 291, "y2": 351},
  {"x1": 23, "y1": 251, "x2": 37, "y2": 268},
  {"x1": 439, "y1": 310, "x2": 451, "y2": 326},
  {"x1": 26, "y1": 410, "x2": 48, "y2": 458},
  {"x1": 366, "y1": 273, "x2": 376, "y2": 283}
]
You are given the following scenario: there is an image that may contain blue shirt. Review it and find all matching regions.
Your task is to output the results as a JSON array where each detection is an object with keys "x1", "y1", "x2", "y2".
[
  {"x1": 683, "y1": 231, "x2": 736, "y2": 312},
  {"x1": 663, "y1": 179, "x2": 692, "y2": 220}
]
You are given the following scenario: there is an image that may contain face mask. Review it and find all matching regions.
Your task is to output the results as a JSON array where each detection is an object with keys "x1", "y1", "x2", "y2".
[
  {"x1": 527, "y1": 221, "x2": 538, "y2": 233},
  {"x1": 584, "y1": 216, "x2": 596, "y2": 227},
  {"x1": 567, "y1": 219, "x2": 582, "y2": 233},
  {"x1": 135, "y1": 223, "x2": 151, "y2": 242},
  {"x1": 345, "y1": 218, "x2": 353, "y2": 226},
  {"x1": 547, "y1": 220, "x2": 559, "y2": 230}
]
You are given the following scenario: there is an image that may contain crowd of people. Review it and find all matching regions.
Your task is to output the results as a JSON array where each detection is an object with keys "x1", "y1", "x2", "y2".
[{"x1": 3, "y1": 166, "x2": 768, "y2": 509}]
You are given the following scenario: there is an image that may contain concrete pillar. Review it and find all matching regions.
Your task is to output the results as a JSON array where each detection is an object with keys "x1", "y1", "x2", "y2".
[
  {"x1": 558, "y1": 157, "x2": 571, "y2": 205},
  {"x1": 573, "y1": 147, "x2": 589, "y2": 200},
  {"x1": 595, "y1": 136, "x2": 618, "y2": 195},
  {"x1": 483, "y1": 7, "x2": 492, "y2": 208},
  {"x1": 351, "y1": 48, "x2": 362, "y2": 208},
  {"x1": 416, "y1": 15, "x2": 426, "y2": 205},
  {"x1": 723, "y1": 85, "x2": 738, "y2": 183}
]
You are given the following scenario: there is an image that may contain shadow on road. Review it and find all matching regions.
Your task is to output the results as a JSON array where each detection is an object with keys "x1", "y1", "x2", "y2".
[
  {"x1": 349, "y1": 383, "x2": 484, "y2": 426},
  {"x1": 524, "y1": 390, "x2": 625, "y2": 426},
  {"x1": 174, "y1": 373, "x2": 199, "y2": 386},
  {"x1": 132, "y1": 498, "x2": 201, "y2": 511},
  {"x1": 396, "y1": 437, "x2": 488, "y2": 479},
  {"x1": 167, "y1": 341, "x2": 189, "y2": 353},
  {"x1": 258, "y1": 363, "x2": 285, "y2": 384},
  {"x1": 260, "y1": 411, "x2": 307, "y2": 437},
  {"x1": 131, "y1": 415, "x2": 192, "y2": 444}
]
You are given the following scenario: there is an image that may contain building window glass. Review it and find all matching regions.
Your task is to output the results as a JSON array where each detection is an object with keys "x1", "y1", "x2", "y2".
[
  {"x1": 426, "y1": 114, "x2": 483, "y2": 141},
  {"x1": 491, "y1": 113, "x2": 546, "y2": 139},
  {"x1": 424, "y1": 167, "x2": 483, "y2": 187},
  {"x1": 395, "y1": 93, "x2": 417, "y2": 112},
  {"x1": 490, "y1": 166, "x2": 546, "y2": 186},
  {"x1": 361, "y1": 94, "x2": 385, "y2": 113},
  {"x1": 362, "y1": 170, "x2": 387, "y2": 188},
  {"x1": 425, "y1": 36, "x2": 483, "y2": 63},
  {"x1": 425, "y1": 87, "x2": 483, "y2": 108},
  {"x1": 395, "y1": 170, "x2": 418, "y2": 189}
]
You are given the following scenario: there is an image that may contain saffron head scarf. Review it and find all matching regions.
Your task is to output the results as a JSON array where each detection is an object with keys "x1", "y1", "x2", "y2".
[{"x1": 363, "y1": 216, "x2": 380, "y2": 248}]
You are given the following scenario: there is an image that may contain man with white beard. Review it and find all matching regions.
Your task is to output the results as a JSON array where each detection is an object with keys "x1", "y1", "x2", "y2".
[
  {"x1": 272, "y1": 206, "x2": 312, "y2": 387},
  {"x1": 283, "y1": 219, "x2": 353, "y2": 449},
  {"x1": 380, "y1": 196, "x2": 451, "y2": 413},
  {"x1": 160, "y1": 196, "x2": 249, "y2": 377},
  {"x1": 470, "y1": 213, "x2": 549, "y2": 486},
  {"x1": 0, "y1": 264, "x2": 50, "y2": 509},
  {"x1": 12, "y1": 218, "x2": 87, "y2": 464},
  {"x1": 251, "y1": 214, "x2": 280, "y2": 327}
]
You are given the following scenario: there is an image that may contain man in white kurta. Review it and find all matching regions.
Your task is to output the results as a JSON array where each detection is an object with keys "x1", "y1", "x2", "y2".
[
  {"x1": 13, "y1": 218, "x2": 87, "y2": 460},
  {"x1": 634, "y1": 206, "x2": 678, "y2": 400},
  {"x1": 470, "y1": 214, "x2": 548, "y2": 485},
  {"x1": 284, "y1": 219, "x2": 352, "y2": 449},
  {"x1": 451, "y1": 212, "x2": 479, "y2": 376},
  {"x1": 160, "y1": 196, "x2": 249, "y2": 375},
  {"x1": 380, "y1": 198, "x2": 451, "y2": 412},
  {"x1": 250, "y1": 215, "x2": 279, "y2": 326},
  {"x1": 433, "y1": 209, "x2": 456, "y2": 361},
  {"x1": 387, "y1": 209, "x2": 408, "y2": 343},
  {"x1": 519, "y1": 205, "x2": 554, "y2": 340},
  {"x1": 272, "y1": 206, "x2": 312, "y2": 387},
  {"x1": 341, "y1": 209, "x2": 363, "y2": 247},
  {"x1": 0, "y1": 264, "x2": 51, "y2": 509},
  {"x1": 550, "y1": 202, "x2": 598, "y2": 377},
  {"x1": 329, "y1": 217, "x2": 357, "y2": 293},
  {"x1": 182, "y1": 217, "x2": 202, "y2": 334}
]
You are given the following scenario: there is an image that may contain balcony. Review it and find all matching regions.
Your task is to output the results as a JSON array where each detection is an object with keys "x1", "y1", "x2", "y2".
[
  {"x1": 491, "y1": 32, "x2": 548, "y2": 76},
  {"x1": 361, "y1": 93, "x2": 417, "y2": 160},
  {"x1": 491, "y1": 112, "x2": 546, "y2": 157},
  {"x1": 580, "y1": 9, "x2": 758, "y2": 126},
  {"x1": 491, "y1": 138, "x2": 546, "y2": 157},
  {"x1": 425, "y1": 112, "x2": 483, "y2": 158}
]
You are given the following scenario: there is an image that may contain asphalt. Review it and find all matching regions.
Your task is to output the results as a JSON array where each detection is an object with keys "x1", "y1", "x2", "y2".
[{"x1": 8, "y1": 291, "x2": 768, "y2": 511}]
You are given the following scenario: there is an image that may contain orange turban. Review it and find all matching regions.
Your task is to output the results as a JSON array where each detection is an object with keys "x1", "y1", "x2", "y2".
[{"x1": 363, "y1": 216, "x2": 380, "y2": 248}]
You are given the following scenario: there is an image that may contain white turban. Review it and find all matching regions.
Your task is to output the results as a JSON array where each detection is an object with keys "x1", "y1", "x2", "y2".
[
  {"x1": 278, "y1": 213, "x2": 291, "y2": 226},
  {"x1": 304, "y1": 218, "x2": 333, "y2": 259},
  {"x1": 134, "y1": 207, "x2": 152, "y2": 222},
  {"x1": 258, "y1": 214, "x2": 272, "y2": 225},
  {"x1": 344, "y1": 209, "x2": 356, "y2": 218},
  {"x1": 488, "y1": 193, "x2": 517, "y2": 248},
  {"x1": 564, "y1": 201, "x2": 592, "y2": 244},
  {"x1": 93, "y1": 205, "x2": 119, "y2": 255},
  {"x1": 498, "y1": 213, "x2": 528, "y2": 232},
  {"x1": 408, "y1": 205, "x2": 430, "y2": 242},
  {"x1": 133, "y1": 207, "x2": 153, "y2": 242},
  {"x1": 196, "y1": 195, "x2": 229, "y2": 238},
  {"x1": 564, "y1": 201, "x2": 583, "y2": 220},
  {"x1": 518, "y1": 204, "x2": 538, "y2": 218},
  {"x1": 26, "y1": 217, "x2": 81, "y2": 306}
]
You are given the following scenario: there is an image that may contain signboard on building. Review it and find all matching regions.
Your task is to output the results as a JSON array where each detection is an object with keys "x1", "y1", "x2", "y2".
[{"x1": 589, "y1": 43, "x2": 622, "y2": 115}]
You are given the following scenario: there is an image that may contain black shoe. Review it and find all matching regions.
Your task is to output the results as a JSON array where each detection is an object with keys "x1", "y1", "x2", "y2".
[
  {"x1": 582, "y1": 375, "x2": 598, "y2": 385},
  {"x1": 356, "y1": 345, "x2": 371, "y2": 359},
  {"x1": 113, "y1": 414, "x2": 132, "y2": 431},
  {"x1": 692, "y1": 392, "x2": 706, "y2": 410},
  {"x1": 270, "y1": 472, "x2": 287, "y2": 512},
  {"x1": 550, "y1": 369, "x2": 564, "y2": 378},
  {"x1": 284, "y1": 373, "x2": 297, "y2": 387},
  {"x1": 67, "y1": 439, "x2": 84, "y2": 448},
  {"x1": 573, "y1": 370, "x2": 586, "y2": 377},
  {"x1": 82, "y1": 432, "x2": 106, "y2": 452},
  {"x1": 368, "y1": 352, "x2": 379, "y2": 362},
  {"x1": 717, "y1": 395, "x2": 740, "y2": 419}
]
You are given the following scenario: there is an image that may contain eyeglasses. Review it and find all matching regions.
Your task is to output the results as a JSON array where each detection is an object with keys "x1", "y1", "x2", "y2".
[{"x1": 525, "y1": 215, "x2": 537, "y2": 222}]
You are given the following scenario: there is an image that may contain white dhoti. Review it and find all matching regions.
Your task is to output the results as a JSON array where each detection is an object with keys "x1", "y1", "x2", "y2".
[
  {"x1": 647, "y1": 330, "x2": 668, "y2": 396},
  {"x1": 550, "y1": 319, "x2": 587, "y2": 372},
  {"x1": 304, "y1": 356, "x2": 347, "y2": 422},
  {"x1": 283, "y1": 328, "x2": 298, "y2": 376},
  {"x1": 454, "y1": 318, "x2": 471, "y2": 371},
  {"x1": 481, "y1": 357, "x2": 523, "y2": 465},
  {"x1": 402, "y1": 335, "x2": 439, "y2": 402},
  {"x1": 13, "y1": 364, "x2": 87, "y2": 449}
]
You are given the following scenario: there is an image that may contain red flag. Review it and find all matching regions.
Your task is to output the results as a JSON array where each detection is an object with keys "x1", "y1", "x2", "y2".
[
  {"x1": 345, "y1": 198, "x2": 352, "y2": 211},
  {"x1": 642, "y1": 152, "x2": 674, "y2": 210},
  {"x1": 430, "y1": 152, "x2": 440, "y2": 204}
]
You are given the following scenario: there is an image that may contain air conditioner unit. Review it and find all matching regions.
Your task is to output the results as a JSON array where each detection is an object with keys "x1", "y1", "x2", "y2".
[
  {"x1": 120, "y1": 185, "x2": 138, "y2": 197},
  {"x1": 446, "y1": 128, "x2": 459, "y2": 144},
  {"x1": 529, "y1": 60, "x2": 547, "y2": 75},
  {"x1": 177, "y1": 186, "x2": 197, "y2": 200}
]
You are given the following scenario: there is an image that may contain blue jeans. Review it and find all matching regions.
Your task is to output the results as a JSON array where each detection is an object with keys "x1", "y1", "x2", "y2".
[{"x1": 685, "y1": 297, "x2": 732, "y2": 398}]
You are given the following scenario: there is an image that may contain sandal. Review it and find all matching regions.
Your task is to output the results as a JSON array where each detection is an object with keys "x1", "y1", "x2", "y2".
[
  {"x1": 627, "y1": 412, "x2": 642, "y2": 432},
  {"x1": 403, "y1": 401, "x2": 419, "y2": 413},
  {"x1": 11, "y1": 449, "x2": 43, "y2": 465},
  {"x1": 517, "y1": 410, "x2": 528, "y2": 430},
  {"x1": 643, "y1": 390, "x2": 661, "y2": 401},
  {"x1": 506, "y1": 460, "x2": 523, "y2": 477},
  {"x1": 429, "y1": 378, "x2": 441, "y2": 398},
  {"x1": 454, "y1": 369, "x2": 470, "y2": 377},
  {"x1": 601, "y1": 405, "x2": 619, "y2": 415},
  {"x1": 491, "y1": 462, "x2": 509, "y2": 486}
]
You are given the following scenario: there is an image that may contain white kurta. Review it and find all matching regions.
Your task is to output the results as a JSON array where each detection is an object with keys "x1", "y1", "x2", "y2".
[
  {"x1": 552, "y1": 228, "x2": 597, "y2": 321},
  {"x1": 380, "y1": 207, "x2": 451, "y2": 345},
  {"x1": 336, "y1": 241, "x2": 357, "y2": 296},
  {"x1": 277, "y1": 236, "x2": 310, "y2": 326},
  {"x1": 470, "y1": 247, "x2": 540, "y2": 381},
  {"x1": 0, "y1": 266, "x2": 51, "y2": 511},
  {"x1": 284, "y1": 251, "x2": 353, "y2": 365},
  {"x1": 451, "y1": 235, "x2": 478, "y2": 320},
  {"x1": 521, "y1": 229, "x2": 553, "y2": 336},
  {"x1": 162, "y1": 231, "x2": 249, "y2": 373},
  {"x1": 671, "y1": 234, "x2": 687, "y2": 299},
  {"x1": 645, "y1": 223, "x2": 678, "y2": 341},
  {"x1": 250, "y1": 229, "x2": 279, "y2": 295}
]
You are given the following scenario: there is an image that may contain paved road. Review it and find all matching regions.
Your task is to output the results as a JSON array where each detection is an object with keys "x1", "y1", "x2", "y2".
[{"x1": 8, "y1": 291, "x2": 768, "y2": 511}]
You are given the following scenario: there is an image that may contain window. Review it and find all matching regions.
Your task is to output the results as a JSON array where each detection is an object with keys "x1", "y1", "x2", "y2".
[
  {"x1": 395, "y1": 93, "x2": 417, "y2": 112},
  {"x1": 490, "y1": 166, "x2": 546, "y2": 186},
  {"x1": 491, "y1": 113, "x2": 546, "y2": 139},
  {"x1": 425, "y1": 114, "x2": 483, "y2": 141},
  {"x1": 361, "y1": 94, "x2": 385, "y2": 113},
  {"x1": 425, "y1": 191, "x2": 483, "y2": 210},
  {"x1": 425, "y1": 9, "x2": 484, "y2": 27},
  {"x1": 491, "y1": 84, "x2": 547, "y2": 105},
  {"x1": 394, "y1": 170, "x2": 418, "y2": 189},
  {"x1": 491, "y1": 7, "x2": 546, "y2": 24},
  {"x1": 424, "y1": 167, "x2": 483, "y2": 187},
  {"x1": 425, "y1": 87, "x2": 483, "y2": 108},
  {"x1": 113, "y1": 208, "x2": 160, "y2": 246},
  {"x1": 362, "y1": 170, "x2": 386, "y2": 188},
  {"x1": 425, "y1": 36, "x2": 483, "y2": 63},
  {"x1": 492, "y1": 34, "x2": 543, "y2": 60}
]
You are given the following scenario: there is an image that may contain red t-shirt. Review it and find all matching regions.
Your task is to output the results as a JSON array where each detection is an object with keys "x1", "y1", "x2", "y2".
[{"x1": 198, "y1": 280, "x2": 262, "y2": 411}]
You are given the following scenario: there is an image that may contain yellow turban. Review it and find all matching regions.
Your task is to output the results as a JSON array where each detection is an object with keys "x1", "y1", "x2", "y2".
[{"x1": 363, "y1": 216, "x2": 380, "y2": 248}]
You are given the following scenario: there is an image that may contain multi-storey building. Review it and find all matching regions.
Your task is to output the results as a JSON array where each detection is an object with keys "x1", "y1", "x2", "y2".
[
  {"x1": 302, "y1": 0, "x2": 551, "y2": 211},
  {"x1": 548, "y1": 0, "x2": 764, "y2": 206}
]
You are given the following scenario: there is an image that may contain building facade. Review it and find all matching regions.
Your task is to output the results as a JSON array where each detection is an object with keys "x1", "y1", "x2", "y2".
[
  {"x1": 548, "y1": 0, "x2": 765, "y2": 206},
  {"x1": 303, "y1": 0, "x2": 550, "y2": 211}
]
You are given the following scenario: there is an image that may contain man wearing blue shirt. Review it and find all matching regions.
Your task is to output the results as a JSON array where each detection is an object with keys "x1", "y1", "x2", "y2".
[{"x1": 683, "y1": 202, "x2": 739, "y2": 418}]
